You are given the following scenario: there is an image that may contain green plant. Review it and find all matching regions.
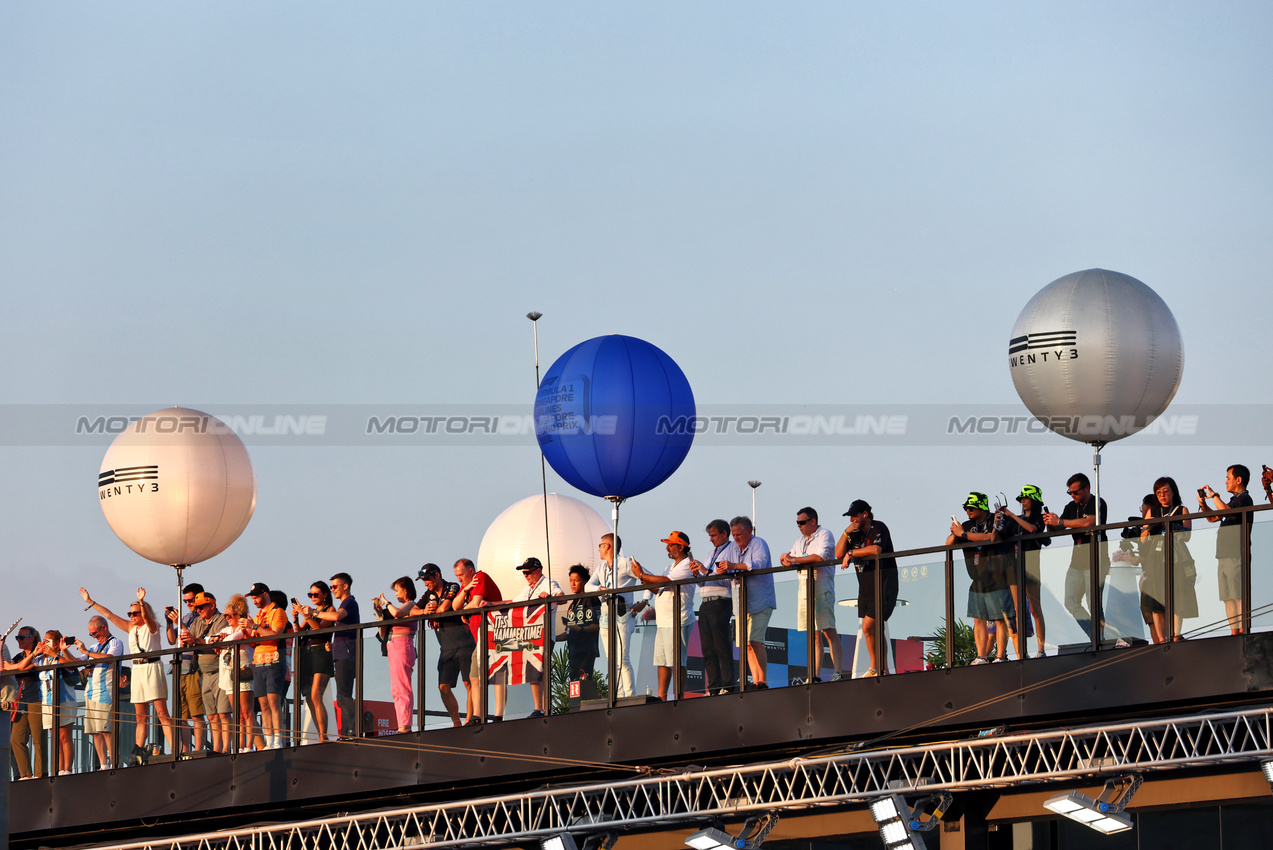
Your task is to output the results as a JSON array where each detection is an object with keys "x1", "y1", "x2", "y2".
[
  {"x1": 550, "y1": 646, "x2": 609, "y2": 714},
  {"x1": 923, "y1": 620, "x2": 978, "y2": 669}
]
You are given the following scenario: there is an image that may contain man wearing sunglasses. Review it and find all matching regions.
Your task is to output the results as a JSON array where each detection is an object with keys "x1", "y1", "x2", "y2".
[
  {"x1": 949, "y1": 492, "x2": 1016, "y2": 664},
  {"x1": 781, "y1": 507, "x2": 841, "y2": 682},
  {"x1": 187, "y1": 592, "x2": 231, "y2": 753},
  {"x1": 74, "y1": 616, "x2": 124, "y2": 769},
  {"x1": 1042, "y1": 473, "x2": 1109, "y2": 641}
]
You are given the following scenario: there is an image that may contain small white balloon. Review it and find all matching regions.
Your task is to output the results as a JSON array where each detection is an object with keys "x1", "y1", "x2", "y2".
[
  {"x1": 1009, "y1": 269, "x2": 1184, "y2": 444},
  {"x1": 477, "y1": 494, "x2": 612, "y2": 595},
  {"x1": 98, "y1": 407, "x2": 257, "y2": 565}
]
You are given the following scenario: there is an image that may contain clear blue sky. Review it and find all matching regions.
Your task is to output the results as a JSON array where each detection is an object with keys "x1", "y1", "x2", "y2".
[{"x1": 3, "y1": 2, "x2": 1272, "y2": 639}]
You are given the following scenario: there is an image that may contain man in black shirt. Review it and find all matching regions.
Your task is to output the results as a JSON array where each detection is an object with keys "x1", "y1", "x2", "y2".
[
  {"x1": 948, "y1": 492, "x2": 1015, "y2": 664},
  {"x1": 837, "y1": 499, "x2": 898, "y2": 677},
  {"x1": 1200, "y1": 463, "x2": 1255, "y2": 634},
  {"x1": 418, "y1": 564, "x2": 476, "y2": 727},
  {"x1": 1042, "y1": 472, "x2": 1109, "y2": 641}
]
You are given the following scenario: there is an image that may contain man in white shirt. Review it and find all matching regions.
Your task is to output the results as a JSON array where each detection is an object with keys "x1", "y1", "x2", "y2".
[
  {"x1": 697, "y1": 520, "x2": 735, "y2": 695},
  {"x1": 780, "y1": 507, "x2": 842, "y2": 681},
  {"x1": 631, "y1": 531, "x2": 697, "y2": 700},
  {"x1": 587, "y1": 533, "x2": 643, "y2": 698},
  {"x1": 509, "y1": 557, "x2": 563, "y2": 718}
]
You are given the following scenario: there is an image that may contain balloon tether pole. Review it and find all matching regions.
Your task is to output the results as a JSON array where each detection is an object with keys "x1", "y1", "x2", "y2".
[
  {"x1": 607, "y1": 496, "x2": 626, "y2": 573},
  {"x1": 171, "y1": 563, "x2": 190, "y2": 621},
  {"x1": 528, "y1": 311, "x2": 552, "y2": 575}
]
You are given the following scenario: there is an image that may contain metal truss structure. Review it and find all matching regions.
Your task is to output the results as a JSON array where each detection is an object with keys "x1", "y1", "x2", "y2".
[{"x1": 88, "y1": 706, "x2": 1273, "y2": 850}]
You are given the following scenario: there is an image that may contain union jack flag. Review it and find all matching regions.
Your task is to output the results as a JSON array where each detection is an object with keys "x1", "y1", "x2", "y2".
[{"x1": 487, "y1": 604, "x2": 546, "y2": 686}]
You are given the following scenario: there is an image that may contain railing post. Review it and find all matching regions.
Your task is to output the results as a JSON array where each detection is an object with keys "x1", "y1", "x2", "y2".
[
  {"x1": 171, "y1": 640, "x2": 182, "y2": 756},
  {"x1": 672, "y1": 583, "x2": 683, "y2": 701},
  {"x1": 416, "y1": 615, "x2": 428, "y2": 732},
  {"x1": 874, "y1": 552, "x2": 885, "y2": 674},
  {"x1": 1241, "y1": 503, "x2": 1253, "y2": 634},
  {"x1": 804, "y1": 562, "x2": 817, "y2": 681},
  {"x1": 945, "y1": 547, "x2": 955, "y2": 668},
  {"x1": 291, "y1": 630, "x2": 301, "y2": 747},
  {"x1": 50, "y1": 663, "x2": 61, "y2": 775},
  {"x1": 1088, "y1": 526, "x2": 1101, "y2": 652},
  {"x1": 543, "y1": 599, "x2": 554, "y2": 716},
  {"x1": 737, "y1": 575, "x2": 749, "y2": 692},
  {"x1": 230, "y1": 646, "x2": 240, "y2": 755},
  {"x1": 478, "y1": 611, "x2": 489, "y2": 722},
  {"x1": 354, "y1": 624, "x2": 365, "y2": 738},
  {"x1": 110, "y1": 656, "x2": 121, "y2": 769},
  {"x1": 606, "y1": 593, "x2": 617, "y2": 709},
  {"x1": 1164, "y1": 516, "x2": 1176, "y2": 642}
]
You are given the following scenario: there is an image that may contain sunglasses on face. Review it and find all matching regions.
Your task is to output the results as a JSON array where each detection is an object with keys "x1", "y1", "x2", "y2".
[
  {"x1": 308, "y1": 591, "x2": 323, "y2": 598},
  {"x1": 796, "y1": 519, "x2": 811, "y2": 526},
  {"x1": 128, "y1": 611, "x2": 142, "y2": 617},
  {"x1": 1069, "y1": 488, "x2": 1084, "y2": 495}
]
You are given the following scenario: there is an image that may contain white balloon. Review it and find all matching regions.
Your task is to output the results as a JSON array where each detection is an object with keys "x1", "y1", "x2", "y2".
[
  {"x1": 1009, "y1": 269, "x2": 1184, "y2": 444},
  {"x1": 98, "y1": 407, "x2": 257, "y2": 565},
  {"x1": 477, "y1": 494, "x2": 612, "y2": 596}
]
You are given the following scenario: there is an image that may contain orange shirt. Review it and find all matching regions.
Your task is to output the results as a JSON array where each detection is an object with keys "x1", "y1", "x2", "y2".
[{"x1": 252, "y1": 604, "x2": 288, "y2": 664}]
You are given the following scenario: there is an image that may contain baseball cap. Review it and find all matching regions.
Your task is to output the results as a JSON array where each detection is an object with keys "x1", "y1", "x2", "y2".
[
  {"x1": 416, "y1": 563, "x2": 442, "y2": 581},
  {"x1": 962, "y1": 492, "x2": 989, "y2": 511},
  {"x1": 843, "y1": 499, "x2": 872, "y2": 517},
  {"x1": 192, "y1": 592, "x2": 216, "y2": 607},
  {"x1": 1016, "y1": 485, "x2": 1044, "y2": 504},
  {"x1": 661, "y1": 531, "x2": 690, "y2": 547},
  {"x1": 517, "y1": 557, "x2": 544, "y2": 572},
  {"x1": 247, "y1": 582, "x2": 270, "y2": 597}
]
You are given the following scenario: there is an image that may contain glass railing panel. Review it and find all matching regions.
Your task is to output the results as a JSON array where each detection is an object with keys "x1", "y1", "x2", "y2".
[
  {"x1": 1177, "y1": 523, "x2": 1229, "y2": 640},
  {"x1": 1034, "y1": 535, "x2": 1099, "y2": 653},
  {"x1": 881, "y1": 553, "x2": 948, "y2": 673},
  {"x1": 1251, "y1": 510, "x2": 1273, "y2": 635},
  {"x1": 359, "y1": 625, "x2": 394, "y2": 736}
]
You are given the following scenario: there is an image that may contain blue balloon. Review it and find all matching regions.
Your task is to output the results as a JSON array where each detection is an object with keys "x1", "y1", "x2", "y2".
[{"x1": 535, "y1": 335, "x2": 696, "y2": 499}]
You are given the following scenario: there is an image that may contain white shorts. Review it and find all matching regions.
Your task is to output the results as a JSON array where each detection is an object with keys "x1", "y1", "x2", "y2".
[
  {"x1": 131, "y1": 662, "x2": 168, "y2": 704},
  {"x1": 653, "y1": 624, "x2": 693, "y2": 667}
]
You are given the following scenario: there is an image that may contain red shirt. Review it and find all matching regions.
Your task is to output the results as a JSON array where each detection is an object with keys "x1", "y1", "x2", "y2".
[{"x1": 464, "y1": 572, "x2": 502, "y2": 643}]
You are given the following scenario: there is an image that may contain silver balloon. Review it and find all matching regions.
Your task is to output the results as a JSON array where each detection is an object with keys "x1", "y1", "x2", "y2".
[{"x1": 1009, "y1": 269, "x2": 1184, "y2": 445}]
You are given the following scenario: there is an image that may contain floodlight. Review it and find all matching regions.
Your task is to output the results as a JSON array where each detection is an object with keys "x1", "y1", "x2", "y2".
[
  {"x1": 1043, "y1": 775, "x2": 1141, "y2": 835},
  {"x1": 542, "y1": 835, "x2": 579, "y2": 850},
  {"x1": 1261, "y1": 759, "x2": 1273, "y2": 786},
  {"x1": 870, "y1": 794, "x2": 927, "y2": 850},
  {"x1": 684, "y1": 814, "x2": 777, "y2": 850},
  {"x1": 684, "y1": 827, "x2": 738, "y2": 850}
]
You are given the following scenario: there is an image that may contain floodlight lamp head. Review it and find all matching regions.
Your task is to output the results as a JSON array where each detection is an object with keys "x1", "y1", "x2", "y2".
[
  {"x1": 542, "y1": 835, "x2": 579, "y2": 850},
  {"x1": 1261, "y1": 759, "x2": 1273, "y2": 787},
  {"x1": 527, "y1": 312, "x2": 543, "y2": 322}
]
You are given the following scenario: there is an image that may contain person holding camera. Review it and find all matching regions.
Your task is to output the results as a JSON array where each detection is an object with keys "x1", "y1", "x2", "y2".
[
  {"x1": 949, "y1": 492, "x2": 1016, "y2": 664},
  {"x1": 1199, "y1": 464, "x2": 1254, "y2": 634},
  {"x1": 1041, "y1": 473, "x2": 1109, "y2": 642},
  {"x1": 74, "y1": 616, "x2": 124, "y2": 769}
]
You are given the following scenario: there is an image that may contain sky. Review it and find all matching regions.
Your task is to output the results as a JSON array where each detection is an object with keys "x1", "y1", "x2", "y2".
[{"x1": 2, "y1": 2, "x2": 1272, "y2": 644}]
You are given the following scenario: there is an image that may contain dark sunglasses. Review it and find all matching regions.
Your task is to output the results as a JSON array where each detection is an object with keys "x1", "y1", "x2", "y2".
[
  {"x1": 796, "y1": 518, "x2": 812, "y2": 526},
  {"x1": 308, "y1": 592, "x2": 323, "y2": 598},
  {"x1": 128, "y1": 610, "x2": 143, "y2": 617}
]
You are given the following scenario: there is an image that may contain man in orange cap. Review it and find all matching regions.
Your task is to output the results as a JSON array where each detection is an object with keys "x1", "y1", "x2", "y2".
[{"x1": 631, "y1": 531, "x2": 698, "y2": 700}]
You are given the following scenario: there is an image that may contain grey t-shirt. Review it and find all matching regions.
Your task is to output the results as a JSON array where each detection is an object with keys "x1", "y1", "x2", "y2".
[{"x1": 189, "y1": 612, "x2": 230, "y2": 675}]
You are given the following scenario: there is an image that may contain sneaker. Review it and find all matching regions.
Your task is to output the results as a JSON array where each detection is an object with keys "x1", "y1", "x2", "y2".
[
  {"x1": 717, "y1": 688, "x2": 733, "y2": 696},
  {"x1": 830, "y1": 672, "x2": 843, "y2": 682},
  {"x1": 970, "y1": 656, "x2": 990, "y2": 665},
  {"x1": 753, "y1": 682, "x2": 769, "y2": 690},
  {"x1": 992, "y1": 656, "x2": 1007, "y2": 663},
  {"x1": 862, "y1": 668, "x2": 879, "y2": 678},
  {"x1": 58, "y1": 770, "x2": 71, "y2": 776},
  {"x1": 527, "y1": 710, "x2": 545, "y2": 719},
  {"x1": 1032, "y1": 650, "x2": 1047, "y2": 659}
]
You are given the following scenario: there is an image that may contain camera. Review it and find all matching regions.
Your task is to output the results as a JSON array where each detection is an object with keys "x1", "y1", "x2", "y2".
[{"x1": 1197, "y1": 488, "x2": 1208, "y2": 500}]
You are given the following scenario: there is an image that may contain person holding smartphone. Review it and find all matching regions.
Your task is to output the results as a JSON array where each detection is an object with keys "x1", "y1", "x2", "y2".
[{"x1": 1199, "y1": 464, "x2": 1254, "y2": 634}]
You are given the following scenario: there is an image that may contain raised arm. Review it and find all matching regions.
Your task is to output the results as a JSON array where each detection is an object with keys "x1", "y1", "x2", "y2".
[{"x1": 80, "y1": 587, "x2": 131, "y2": 631}]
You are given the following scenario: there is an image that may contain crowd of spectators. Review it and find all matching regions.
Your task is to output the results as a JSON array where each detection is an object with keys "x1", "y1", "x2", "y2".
[{"x1": 4, "y1": 463, "x2": 1268, "y2": 777}]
